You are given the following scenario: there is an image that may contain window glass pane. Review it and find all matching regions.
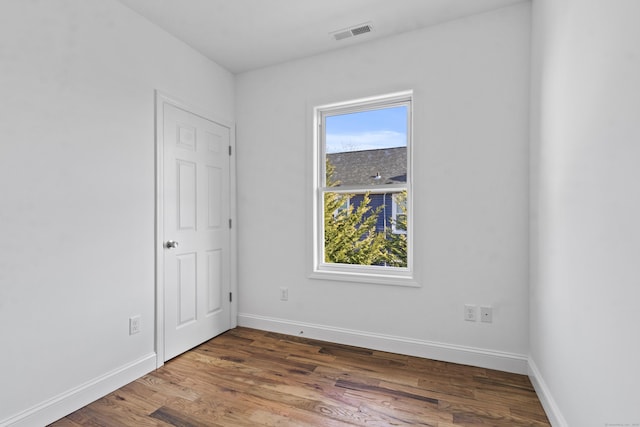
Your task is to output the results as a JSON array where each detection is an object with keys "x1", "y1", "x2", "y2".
[
  {"x1": 324, "y1": 191, "x2": 392, "y2": 266},
  {"x1": 325, "y1": 106, "x2": 407, "y2": 187},
  {"x1": 323, "y1": 191, "x2": 408, "y2": 267}
]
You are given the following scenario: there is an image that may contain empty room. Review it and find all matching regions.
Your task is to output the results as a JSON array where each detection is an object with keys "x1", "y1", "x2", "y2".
[{"x1": 1, "y1": 1, "x2": 638, "y2": 426}]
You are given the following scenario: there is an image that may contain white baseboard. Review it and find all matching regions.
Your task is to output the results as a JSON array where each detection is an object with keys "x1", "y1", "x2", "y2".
[
  {"x1": 1, "y1": 353, "x2": 157, "y2": 427},
  {"x1": 238, "y1": 313, "x2": 529, "y2": 374},
  {"x1": 528, "y1": 357, "x2": 568, "y2": 427}
]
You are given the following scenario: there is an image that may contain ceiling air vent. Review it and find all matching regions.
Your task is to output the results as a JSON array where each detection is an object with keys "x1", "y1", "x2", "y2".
[
  {"x1": 351, "y1": 24, "x2": 372, "y2": 36},
  {"x1": 331, "y1": 22, "x2": 374, "y2": 41}
]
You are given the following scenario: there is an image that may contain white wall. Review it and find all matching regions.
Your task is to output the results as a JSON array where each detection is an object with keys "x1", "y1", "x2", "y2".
[
  {"x1": 0, "y1": 1, "x2": 234, "y2": 425},
  {"x1": 529, "y1": 0, "x2": 640, "y2": 425},
  {"x1": 236, "y1": 4, "x2": 531, "y2": 372}
]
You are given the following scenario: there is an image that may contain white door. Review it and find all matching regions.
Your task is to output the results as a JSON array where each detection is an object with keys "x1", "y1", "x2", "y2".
[{"x1": 161, "y1": 101, "x2": 231, "y2": 361}]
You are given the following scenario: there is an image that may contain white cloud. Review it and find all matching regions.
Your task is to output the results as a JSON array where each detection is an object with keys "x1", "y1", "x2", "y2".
[{"x1": 326, "y1": 130, "x2": 406, "y2": 153}]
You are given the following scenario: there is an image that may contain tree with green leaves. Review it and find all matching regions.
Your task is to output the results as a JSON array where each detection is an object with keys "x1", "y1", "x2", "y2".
[{"x1": 323, "y1": 160, "x2": 399, "y2": 266}]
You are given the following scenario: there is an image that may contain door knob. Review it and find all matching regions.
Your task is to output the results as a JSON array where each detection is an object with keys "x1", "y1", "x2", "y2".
[{"x1": 165, "y1": 240, "x2": 179, "y2": 249}]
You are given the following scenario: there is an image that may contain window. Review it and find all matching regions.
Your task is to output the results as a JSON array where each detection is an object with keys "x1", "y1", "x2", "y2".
[
  {"x1": 312, "y1": 91, "x2": 414, "y2": 285},
  {"x1": 391, "y1": 192, "x2": 407, "y2": 235},
  {"x1": 333, "y1": 197, "x2": 350, "y2": 219}
]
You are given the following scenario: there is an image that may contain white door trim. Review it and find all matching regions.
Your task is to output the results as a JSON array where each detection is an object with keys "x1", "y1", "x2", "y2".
[{"x1": 154, "y1": 90, "x2": 237, "y2": 368}]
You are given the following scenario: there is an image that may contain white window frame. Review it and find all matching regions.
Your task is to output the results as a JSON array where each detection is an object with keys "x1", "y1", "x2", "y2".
[{"x1": 310, "y1": 91, "x2": 416, "y2": 287}]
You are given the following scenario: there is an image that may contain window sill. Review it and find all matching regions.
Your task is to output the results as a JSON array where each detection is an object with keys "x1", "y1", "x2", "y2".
[{"x1": 309, "y1": 269, "x2": 420, "y2": 288}]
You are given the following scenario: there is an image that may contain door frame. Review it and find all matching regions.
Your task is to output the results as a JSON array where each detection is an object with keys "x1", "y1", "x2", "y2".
[{"x1": 154, "y1": 90, "x2": 237, "y2": 368}]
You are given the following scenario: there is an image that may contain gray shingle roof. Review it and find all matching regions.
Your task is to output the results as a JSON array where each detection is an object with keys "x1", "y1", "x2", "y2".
[{"x1": 327, "y1": 147, "x2": 406, "y2": 187}]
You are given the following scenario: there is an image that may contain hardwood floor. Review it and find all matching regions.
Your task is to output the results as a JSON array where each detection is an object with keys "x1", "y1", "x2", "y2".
[{"x1": 50, "y1": 327, "x2": 550, "y2": 426}]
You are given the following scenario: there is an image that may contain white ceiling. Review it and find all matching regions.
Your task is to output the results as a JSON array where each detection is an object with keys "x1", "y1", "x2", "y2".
[{"x1": 117, "y1": 0, "x2": 527, "y2": 74}]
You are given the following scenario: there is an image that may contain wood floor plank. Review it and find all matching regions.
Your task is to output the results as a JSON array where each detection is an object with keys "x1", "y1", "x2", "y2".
[
  {"x1": 150, "y1": 406, "x2": 212, "y2": 427},
  {"x1": 47, "y1": 419, "x2": 85, "y2": 427},
  {"x1": 49, "y1": 327, "x2": 550, "y2": 426}
]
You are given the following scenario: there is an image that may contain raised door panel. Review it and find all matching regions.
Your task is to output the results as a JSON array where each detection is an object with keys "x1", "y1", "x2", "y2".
[
  {"x1": 176, "y1": 253, "x2": 197, "y2": 326},
  {"x1": 177, "y1": 160, "x2": 197, "y2": 230}
]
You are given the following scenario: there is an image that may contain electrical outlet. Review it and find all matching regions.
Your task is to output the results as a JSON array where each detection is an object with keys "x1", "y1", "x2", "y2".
[
  {"x1": 464, "y1": 305, "x2": 477, "y2": 322},
  {"x1": 129, "y1": 315, "x2": 141, "y2": 335},
  {"x1": 480, "y1": 307, "x2": 493, "y2": 323},
  {"x1": 280, "y1": 287, "x2": 288, "y2": 301}
]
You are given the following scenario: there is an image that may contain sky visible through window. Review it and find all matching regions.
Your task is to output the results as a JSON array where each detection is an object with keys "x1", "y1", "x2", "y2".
[{"x1": 325, "y1": 105, "x2": 407, "y2": 154}]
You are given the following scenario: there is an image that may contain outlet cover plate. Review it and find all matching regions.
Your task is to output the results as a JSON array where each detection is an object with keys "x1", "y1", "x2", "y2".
[
  {"x1": 129, "y1": 315, "x2": 141, "y2": 335},
  {"x1": 480, "y1": 306, "x2": 493, "y2": 323},
  {"x1": 464, "y1": 305, "x2": 477, "y2": 322}
]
